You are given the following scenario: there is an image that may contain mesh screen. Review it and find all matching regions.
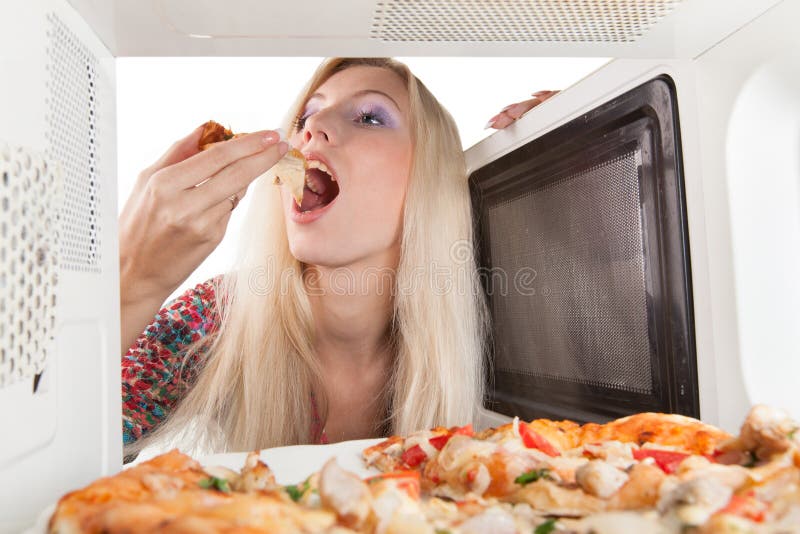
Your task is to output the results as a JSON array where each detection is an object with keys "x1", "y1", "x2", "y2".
[
  {"x1": 0, "y1": 144, "x2": 60, "y2": 388},
  {"x1": 371, "y1": 0, "x2": 683, "y2": 43},
  {"x1": 46, "y1": 14, "x2": 102, "y2": 273},
  {"x1": 487, "y1": 149, "x2": 653, "y2": 394}
]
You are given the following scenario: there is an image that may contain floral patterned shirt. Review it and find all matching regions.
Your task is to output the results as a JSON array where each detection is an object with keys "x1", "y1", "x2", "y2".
[{"x1": 121, "y1": 276, "x2": 328, "y2": 446}]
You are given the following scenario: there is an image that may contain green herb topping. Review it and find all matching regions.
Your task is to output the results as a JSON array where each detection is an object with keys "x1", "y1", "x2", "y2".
[
  {"x1": 284, "y1": 479, "x2": 311, "y2": 502},
  {"x1": 534, "y1": 518, "x2": 557, "y2": 534},
  {"x1": 198, "y1": 476, "x2": 231, "y2": 493},
  {"x1": 515, "y1": 468, "x2": 551, "y2": 486}
]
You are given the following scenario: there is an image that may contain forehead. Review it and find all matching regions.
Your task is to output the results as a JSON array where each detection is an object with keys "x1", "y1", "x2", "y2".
[{"x1": 312, "y1": 65, "x2": 409, "y2": 109}]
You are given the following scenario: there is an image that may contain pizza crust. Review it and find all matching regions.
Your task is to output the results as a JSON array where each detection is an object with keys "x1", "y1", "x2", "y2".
[{"x1": 272, "y1": 148, "x2": 307, "y2": 207}]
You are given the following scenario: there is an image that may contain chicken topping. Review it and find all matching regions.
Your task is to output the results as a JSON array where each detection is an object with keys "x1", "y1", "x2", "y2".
[
  {"x1": 319, "y1": 459, "x2": 371, "y2": 529},
  {"x1": 575, "y1": 460, "x2": 629, "y2": 499},
  {"x1": 658, "y1": 477, "x2": 733, "y2": 526},
  {"x1": 740, "y1": 404, "x2": 799, "y2": 460}
]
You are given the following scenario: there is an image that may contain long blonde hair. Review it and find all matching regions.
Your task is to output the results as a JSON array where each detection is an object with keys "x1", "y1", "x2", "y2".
[{"x1": 126, "y1": 58, "x2": 489, "y2": 456}]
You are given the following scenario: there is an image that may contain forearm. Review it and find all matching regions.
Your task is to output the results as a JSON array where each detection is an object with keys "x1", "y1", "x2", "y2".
[{"x1": 119, "y1": 281, "x2": 171, "y2": 357}]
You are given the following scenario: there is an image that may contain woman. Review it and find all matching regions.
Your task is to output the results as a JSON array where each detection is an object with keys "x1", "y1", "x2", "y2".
[{"x1": 119, "y1": 58, "x2": 489, "y2": 456}]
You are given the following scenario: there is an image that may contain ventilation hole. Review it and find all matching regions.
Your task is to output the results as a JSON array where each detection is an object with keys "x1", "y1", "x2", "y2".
[{"x1": 32, "y1": 370, "x2": 43, "y2": 394}]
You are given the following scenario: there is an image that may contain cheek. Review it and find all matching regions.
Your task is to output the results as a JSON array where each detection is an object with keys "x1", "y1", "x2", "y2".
[{"x1": 357, "y1": 145, "x2": 411, "y2": 227}]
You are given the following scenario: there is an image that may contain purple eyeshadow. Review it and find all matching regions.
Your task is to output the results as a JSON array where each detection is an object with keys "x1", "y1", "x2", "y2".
[{"x1": 357, "y1": 104, "x2": 397, "y2": 128}]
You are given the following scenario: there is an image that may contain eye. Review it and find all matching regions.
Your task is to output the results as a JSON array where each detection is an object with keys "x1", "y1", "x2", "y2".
[{"x1": 356, "y1": 110, "x2": 385, "y2": 126}]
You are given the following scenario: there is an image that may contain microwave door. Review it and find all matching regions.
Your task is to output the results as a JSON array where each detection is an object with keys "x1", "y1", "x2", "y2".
[{"x1": 469, "y1": 71, "x2": 697, "y2": 425}]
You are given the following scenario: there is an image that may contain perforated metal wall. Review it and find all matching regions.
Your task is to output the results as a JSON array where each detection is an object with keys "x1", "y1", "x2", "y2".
[
  {"x1": 0, "y1": 144, "x2": 60, "y2": 388},
  {"x1": 487, "y1": 150, "x2": 653, "y2": 394},
  {"x1": 371, "y1": 0, "x2": 684, "y2": 43},
  {"x1": 46, "y1": 13, "x2": 102, "y2": 273}
]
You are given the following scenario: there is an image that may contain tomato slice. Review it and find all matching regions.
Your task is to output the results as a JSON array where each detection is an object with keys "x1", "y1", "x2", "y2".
[
  {"x1": 719, "y1": 494, "x2": 768, "y2": 523},
  {"x1": 429, "y1": 434, "x2": 451, "y2": 450},
  {"x1": 428, "y1": 424, "x2": 473, "y2": 451},
  {"x1": 401, "y1": 444, "x2": 428, "y2": 467},
  {"x1": 633, "y1": 449, "x2": 689, "y2": 474},
  {"x1": 519, "y1": 424, "x2": 560, "y2": 457}
]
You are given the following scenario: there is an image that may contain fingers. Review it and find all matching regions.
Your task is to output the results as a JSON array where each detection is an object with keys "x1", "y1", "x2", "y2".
[
  {"x1": 504, "y1": 100, "x2": 538, "y2": 120},
  {"x1": 162, "y1": 130, "x2": 283, "y2": 191},
  {"x1": 214, "y1": 185, "x2": 248, "y2": 222},
  {"x1": 189, "y1": 140, "x2": 288, "y2": 212},
  {"x1": 488, "y1": 113, "x2": 517, "y2": 129},
  {"x1": 144, "y1": 123, "x2": 206, "y2": 177},
  {"x1": 533, "y1": 90, "x2": 559, "y2": 103},
  {"x1": 485, "y1": 90, "x2": 560, "y2": 130}
]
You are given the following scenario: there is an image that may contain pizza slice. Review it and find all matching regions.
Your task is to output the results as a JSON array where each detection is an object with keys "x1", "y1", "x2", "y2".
[
  {"x1": 48, "y1": 450, "x2": 338, "y2": 533},
  {"x1": 196, "y1": 120, "x2": 308, "y2": 207},
  {"x1": 197, "y1": 120, "x2": 245, "y2": 151},
  {"x1": 272, "y1": 148, "x2": 307, "y2": 207}
]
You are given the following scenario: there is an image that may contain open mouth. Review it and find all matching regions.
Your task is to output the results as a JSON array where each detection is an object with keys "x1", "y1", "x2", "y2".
[{"x1": 297, "y1": 163, "x2": 340, "y2": 213}]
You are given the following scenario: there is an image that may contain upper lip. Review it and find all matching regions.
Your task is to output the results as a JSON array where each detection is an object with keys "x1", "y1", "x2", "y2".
[{"x1": 302, "y1": 151, "x2": 338, "y2": 183}]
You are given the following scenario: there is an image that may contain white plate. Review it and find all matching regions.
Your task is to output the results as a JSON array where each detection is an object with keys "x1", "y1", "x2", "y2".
[
  {"x1": 200, "y1": 438, "x2": 384, "y2": 485},
  {"x1": 27, "y1": 438, "x2": 385, "y2": 533}
]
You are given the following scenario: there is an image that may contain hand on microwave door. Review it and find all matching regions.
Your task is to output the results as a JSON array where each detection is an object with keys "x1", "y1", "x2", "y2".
[
  {"x1": 484, "y1": 90, "x2": 559, "y2": 130},
  {"x1": 117, "y1": 124, "x2": 288, "y2": 353}
]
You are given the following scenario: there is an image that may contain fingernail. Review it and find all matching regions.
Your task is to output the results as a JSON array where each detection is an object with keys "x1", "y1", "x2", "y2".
[
  {"x1": 278, "y1": 141, "x2": 289, "y2": 156},
  {"x1": 263, "y1": 131, "x2": 280, "y2": 144},
  {"x1": 532, "y1": 90, "x2": 550, "y2": 96},
  {"x1": 274, "y1": 128, "x2": 286, "y2": 141},
  {"x1": 484, "y1": 115, "x2": 499, "y2": 129}
]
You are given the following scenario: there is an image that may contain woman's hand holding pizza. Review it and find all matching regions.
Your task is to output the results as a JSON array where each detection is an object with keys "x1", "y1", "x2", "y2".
[{"x1": 118, "y1": 124, "x2": 287, "y2": 354}]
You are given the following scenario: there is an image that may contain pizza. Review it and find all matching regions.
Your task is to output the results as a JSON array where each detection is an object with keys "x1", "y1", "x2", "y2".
[
  {"x1": 196, "y1": 120, "x2": 308, "y2": 207},
  {"x1": 48, "y1": 405, "x2": 800, "y2": 533},
  {"x1": 198, "y1": 120, "x2": 245, "y2": 151},
  {"x1": 272, "y1": 148, "x2": 307, "y2": 207}
]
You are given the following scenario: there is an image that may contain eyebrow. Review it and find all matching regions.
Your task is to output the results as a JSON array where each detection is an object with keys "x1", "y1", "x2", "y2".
[{"x1": 306, "y1": 89, "x2": 402, "y2": 112}]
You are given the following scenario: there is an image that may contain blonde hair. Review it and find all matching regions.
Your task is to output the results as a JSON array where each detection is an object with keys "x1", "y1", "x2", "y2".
[{"x1": 126, "y1": 58, "x2": 489, "y2": 456}]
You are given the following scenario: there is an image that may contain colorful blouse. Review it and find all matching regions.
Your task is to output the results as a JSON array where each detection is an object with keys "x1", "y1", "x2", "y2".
[{"x1": 122, "y1": 276, "x2": 328, "y2": 446}]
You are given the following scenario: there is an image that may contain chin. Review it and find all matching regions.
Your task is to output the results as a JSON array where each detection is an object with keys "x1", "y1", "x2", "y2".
[{"x1": 288, "y1": 237, "x2": 348, "y2": 269}]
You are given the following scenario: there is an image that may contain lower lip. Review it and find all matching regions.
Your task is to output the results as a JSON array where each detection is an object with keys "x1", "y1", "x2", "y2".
[{"x1": 289, "y1": 192, "x2": 339, "y2": 224}]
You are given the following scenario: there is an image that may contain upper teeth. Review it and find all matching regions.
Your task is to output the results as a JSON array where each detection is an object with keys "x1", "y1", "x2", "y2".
[{"x1": 307, "y1": 159, "x2": 335, "y2": 180}]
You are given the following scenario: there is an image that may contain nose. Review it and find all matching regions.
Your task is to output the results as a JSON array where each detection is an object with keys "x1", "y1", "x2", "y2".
[{"x1": 302, "y1": 109, "x2": 334, "y2": 145}]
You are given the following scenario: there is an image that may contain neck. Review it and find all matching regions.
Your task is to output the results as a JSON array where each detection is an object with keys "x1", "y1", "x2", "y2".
[{"x1": 306, "y1": 249, "x2": 398, "y2": 369}]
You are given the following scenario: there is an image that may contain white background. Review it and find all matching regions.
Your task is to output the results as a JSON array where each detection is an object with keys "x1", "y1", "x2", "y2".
[{"x1": 117, "y1": 57, "x2": 609, "y2": 305}]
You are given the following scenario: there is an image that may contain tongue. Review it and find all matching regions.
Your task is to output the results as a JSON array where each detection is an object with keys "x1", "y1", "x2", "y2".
[
  {"x1": 305, "y1": 169, "x2": 329, "y2": 196},
  {"x1": 299, "y1": 187, "x2": 324, "y2": 212}
]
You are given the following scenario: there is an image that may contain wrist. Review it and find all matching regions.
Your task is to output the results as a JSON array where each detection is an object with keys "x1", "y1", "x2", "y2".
[{"x1": 119, "y1": 269, "x2": 173, "y2": 309}]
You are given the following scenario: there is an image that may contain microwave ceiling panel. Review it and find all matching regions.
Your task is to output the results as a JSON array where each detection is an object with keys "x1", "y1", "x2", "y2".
[{"x1": 67, "y1": 0, "x2": 784, "y2": 58}]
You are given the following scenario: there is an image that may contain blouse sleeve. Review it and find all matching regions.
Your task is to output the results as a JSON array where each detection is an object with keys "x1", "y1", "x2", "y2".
[{"x1": 121, "y1": 276, "x2": 222, "y2": 445}]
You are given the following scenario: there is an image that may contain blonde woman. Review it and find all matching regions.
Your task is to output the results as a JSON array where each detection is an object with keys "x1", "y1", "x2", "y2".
[{"x1": 119, "y1": 58, "x2": 489, "y2": 457}]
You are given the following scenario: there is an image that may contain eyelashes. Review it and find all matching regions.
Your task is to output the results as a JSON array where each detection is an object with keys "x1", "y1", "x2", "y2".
[
  {"x1": 292, "y1": 108, "x2": 312, "y2": 132},
  {"x1": 293, "y1": 104, "x2": 394, "y2": 132}
]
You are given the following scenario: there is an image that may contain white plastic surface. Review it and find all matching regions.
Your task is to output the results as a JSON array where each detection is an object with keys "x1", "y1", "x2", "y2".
[
  {"x1": 691, "y1": 0, "x2": 800, "y2": 429},
  {"x1": 0, "y1": 1, "x2": 120, "y2": 531},
  {"x1": 65, "y1": 0, "x2": 782, "y2": 58},
  {"x1": 725, "y1": 48, "x2": 800, "y2": 419}
]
